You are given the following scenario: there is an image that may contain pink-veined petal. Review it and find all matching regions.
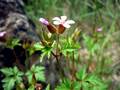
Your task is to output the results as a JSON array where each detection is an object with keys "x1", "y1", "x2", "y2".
[
  {"x1": 52, "y1": 17, "x2": 61, "y2": 21},
  {"x1": 39, "y1": 18, "x2": 49, "y2": 25},
  {"x1": 65, "y1": 20, "x2": 75, "y2": 25},
  {"x1": 53, "y1": 21, "x2": 61, "y2": 25},
  {"x1": 63, "y1": 23, "x2": 71, "y2": 28},
  {"x1": 61, "y1": 16, "x2": 67, "y2": 21}
]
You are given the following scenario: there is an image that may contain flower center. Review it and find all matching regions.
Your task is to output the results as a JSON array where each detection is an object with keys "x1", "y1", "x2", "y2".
[{"x1": 61, "y1": 21, "x2": 65, "y2": 25}]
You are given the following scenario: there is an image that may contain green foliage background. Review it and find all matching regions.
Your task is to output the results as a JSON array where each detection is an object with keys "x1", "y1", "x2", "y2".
[{"x1": 25, "y1": 0, "x2": 120, "y2": 29}]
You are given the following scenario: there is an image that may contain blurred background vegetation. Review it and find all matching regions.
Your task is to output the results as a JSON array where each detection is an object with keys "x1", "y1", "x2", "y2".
[{"x1": 24, "y1": 0, "x2": 120, "y2": 30}]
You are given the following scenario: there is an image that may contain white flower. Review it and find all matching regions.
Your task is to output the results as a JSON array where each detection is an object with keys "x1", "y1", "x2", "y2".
[{"x1": 52, "y1": 16, "x2": 75, "y2": 28}]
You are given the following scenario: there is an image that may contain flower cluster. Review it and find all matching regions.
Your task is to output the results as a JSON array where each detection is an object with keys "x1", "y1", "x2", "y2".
[{"x1": 39, "y1": 16, "x2": 75, "y2": 34}]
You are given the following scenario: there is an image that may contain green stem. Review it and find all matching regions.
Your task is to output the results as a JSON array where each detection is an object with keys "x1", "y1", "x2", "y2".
[
  {"x1": 66, "y1": 52, "x2": 70, "y2": 68},
  {"x1": 72, "y1": 51, "x2": 75, "y2": 80},
  {"x1": 55, "y1": 34, "x2": 60, "y2": 64},
  {"x1": 70, "y1": 51, "x2": 75, "y2": 90},
  {"x1": 56, "y1": 34, "x2": 60, "y2": 54},
  {"x1": 55, "y1": 34, "x2": 65, "y2": 78}
]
